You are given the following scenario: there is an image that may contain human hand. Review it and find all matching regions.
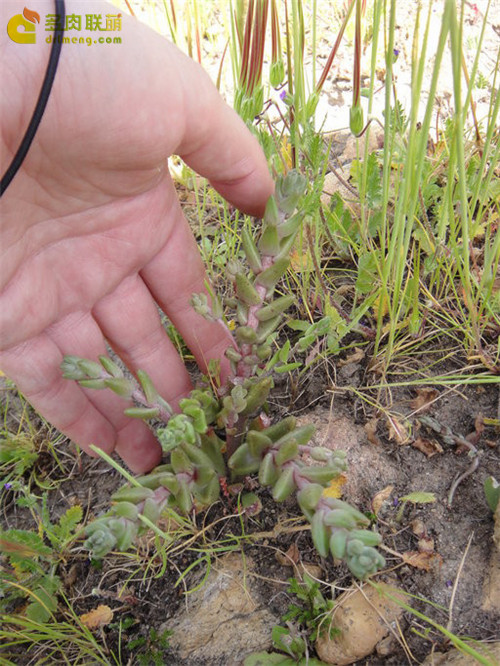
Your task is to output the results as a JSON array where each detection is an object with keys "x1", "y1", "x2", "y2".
[{"x1": 0, "y1": 1, "x2": 273, "y2": 472}]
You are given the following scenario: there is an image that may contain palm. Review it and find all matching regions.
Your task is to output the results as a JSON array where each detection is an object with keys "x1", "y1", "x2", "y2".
[{"x1": 0, "y1": 4, "x2": 272, "y2": 471}]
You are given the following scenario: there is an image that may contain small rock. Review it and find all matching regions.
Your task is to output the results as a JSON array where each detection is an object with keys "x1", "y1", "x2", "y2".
[
  {"x1": 411, "y1": 518, "x2": 427, "y2": 538},
  {"x1": 336, "y1": 128, "x2": 384, "y2": 164},
  {"x1": 493, "y1": 501, "x2": 500, "y2": 549},
  {"x1": 421, "y1": 641, "x2": 500, "y2": 665},
  {"x1": 482, "y1": 547, "x2": 500, "y2": 612},
  {"x1": 320, "y1": 171, "x2": 359, "y2": 213},
  {"x1": 418, "y1": 536, "x2": 436, "y2": 553},
  {"x1": 162, "y1": 553, "x2": 279, "y2": 664},
  {"x1": 315, "y1": 582, "x2": 404, "y2": 665},
  {"x1": 482, "y1": 501, "x2": 500, "y2": 612}
]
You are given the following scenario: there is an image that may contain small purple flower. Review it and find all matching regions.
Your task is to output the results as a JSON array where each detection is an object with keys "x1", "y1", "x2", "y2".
[
  {"x1": 279, "y1": 89, "x2": 287, "y2": 101},
  {"x1": 393, "y1": 48, "x2": 400, "y2": 57},
  {"x1": 4, "y1": 482, "x2": 13, "y2": 490},
  {"x1": 445, "y1": 580, "x2": 453, "y2": 588}
]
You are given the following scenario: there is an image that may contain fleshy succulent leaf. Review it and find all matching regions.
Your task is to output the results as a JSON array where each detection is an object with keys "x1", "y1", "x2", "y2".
[
  {"x1": 310, "y1": 511, "x2": 329, "y2": 557},
  {"x1": 99, "y1": 355, "x2": 123, "y2": 378},
  {"x1": 259, "y1": 452, "x2": 280, "y2": 486},
  {"x1": 274, "y1": 170, "x2": 307, "y2": 215},
  {"x1": 272, "y1": 466, "x2": 296, "y2": 502},
  {"x1": 256, "y1": 294, "x2": 295, "y2": 321},
  {"x1": 136, "y1": 370, "x2": 158, "y2": 404},
  {"x1": 124, "y1": 407, "x2": 160, "y2": 420},
  {"x1": 255, "y1": 257, "x2": 290, "y2": 289},
  {"x1": 241, "y1": 226, "x2": 263, "y2": 273},
  {"x1": 235, "y1": 273, "x2": 262, "y2": 306}
]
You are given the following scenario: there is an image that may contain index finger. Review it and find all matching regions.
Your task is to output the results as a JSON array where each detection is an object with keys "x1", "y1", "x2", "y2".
[
  {"x1": 136, "y1": 25, "x2": 274, "y2": 215},
  {"x1": 176, "y1": 75, "x2": 274, "y2": 215}
]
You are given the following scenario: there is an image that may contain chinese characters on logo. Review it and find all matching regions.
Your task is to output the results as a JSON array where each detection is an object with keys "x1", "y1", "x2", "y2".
[
  {"x1": 7, "y1": 9, "x2": 124, "y2": 45},
  {"x1": 45, "y1": 14, "x2": 122, "y2": 31}
]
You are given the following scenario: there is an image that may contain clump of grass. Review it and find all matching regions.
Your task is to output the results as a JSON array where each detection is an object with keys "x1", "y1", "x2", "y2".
[{"x1": 168, "y1": 0, "x2": 499, "y2": 391}]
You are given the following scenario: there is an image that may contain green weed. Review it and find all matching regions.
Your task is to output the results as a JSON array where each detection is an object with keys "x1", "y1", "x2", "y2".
[
  {"x1": 245, "y1": 572, "x2": 335, "y2": 665},
  {"x1": 0, "y1": 501, "x2": 83, "y2": 623}
]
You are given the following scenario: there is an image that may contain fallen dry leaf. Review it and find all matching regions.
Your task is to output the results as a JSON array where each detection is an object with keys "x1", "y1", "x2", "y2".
[
  {"x1": 412, "y1": 436, "x2": 443, "y2": 458},
  {"x1": 322, "y1": 473, "x2": 347, "y2": 500},
  {"x1": 365, "y1": 418, "x2": 381, "y2": 446},
  {"x1": 387, "y1": 415, "x2": 410, "y2": 444},
  {"x1": 474, "y1": 412, "x2": 485, "y2": 437},
  {"x1": 410, "y1": 387, "x2": 439, "y2": 412},
  {"x1": 276, "y1": 543, "x2": 300, "y2": 567},
  {"x1": 465, "y1": 417, "x2": 484, "y2": 447},
  {"x1": 372, "y1": 292, "x2": 389, "y2": 319},
  {"x1": 337, "y1": 347, "x2": 365, "y2": 367},
  {"x1": 372, "y1": 485, "x2": 394, "y2": 517},
  {"x1": 62, "y1": 564, "x2": 78, "y2": 588},
  {"x1": 290, "y1": 248, "x2": 312, "y2": 272},
  {"x1": 79, "y1": 604, "x2": 113, "y2": 629},
  {"x1": 402, "y1": 551, "x2": 443, "y2": 571},
  {"x1": 305, "y1": 338, "x2": 323, "y2": 366}
]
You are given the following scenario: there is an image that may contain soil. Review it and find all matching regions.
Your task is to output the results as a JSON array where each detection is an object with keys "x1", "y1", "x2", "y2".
[{"x1": 1, "y1": 357, "x2": 499, "y2": 664}]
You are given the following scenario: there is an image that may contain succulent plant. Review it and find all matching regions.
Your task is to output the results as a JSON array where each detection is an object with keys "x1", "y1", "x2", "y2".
[{"x1": 61, "y1": 171, "x2": 385, "y2": 578}]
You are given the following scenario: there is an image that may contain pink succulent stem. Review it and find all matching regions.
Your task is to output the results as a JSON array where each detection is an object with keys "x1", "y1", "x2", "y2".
[{"x1": 235, "y1": 255, "x2": 274, "y2": 379}]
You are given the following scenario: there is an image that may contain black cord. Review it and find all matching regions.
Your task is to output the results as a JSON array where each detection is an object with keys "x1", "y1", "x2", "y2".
[{"x1": 0, "y1": 0, "x2": 66, "y2": 196}]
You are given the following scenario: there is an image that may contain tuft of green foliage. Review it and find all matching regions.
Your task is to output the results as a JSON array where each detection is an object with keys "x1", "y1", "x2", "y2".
[
  {"x1": 0, "y1": 434, "x2": 39, "y2": 482},
  {"x1": 0, "y1": 502, "x2": 82, "y2": 623},
  {"x1": 245, "y1": 573, "x2": 335, "y2": 665},
  {"x1": 0, "y1": 529, "x2": 59, "y2": 623},
  {"x1": 111, "y1": 618, "x2": 173, "y2": 666}
]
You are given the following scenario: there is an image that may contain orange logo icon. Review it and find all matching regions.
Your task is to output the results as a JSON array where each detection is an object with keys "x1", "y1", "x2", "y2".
[{"x1": 7, "y1": 7, "x2": 40, "y2": 44}]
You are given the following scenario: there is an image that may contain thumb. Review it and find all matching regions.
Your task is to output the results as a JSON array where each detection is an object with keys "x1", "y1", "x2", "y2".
[
  {"x1": 142, "y1": 32, "x2": 274, "y2": 216},
  {"x1": 176, "y1": 70, "x2": 274, "y2": 216}
]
